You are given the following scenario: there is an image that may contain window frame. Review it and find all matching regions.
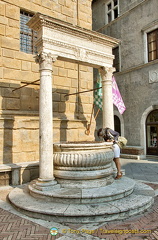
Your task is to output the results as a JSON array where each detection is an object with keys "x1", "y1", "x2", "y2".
[
  {"x1": 105, "y1": 0, "x2": 119, "y2": 24},
  {"x1": 147, "y1": 29, "x2": 158, "y2": 62},
  {"x1": 143, "y1": 23, "x2": 158, "y2": 63},
  {"x1": 20, "y1": 10, "x2": 37, "y2": 55}
]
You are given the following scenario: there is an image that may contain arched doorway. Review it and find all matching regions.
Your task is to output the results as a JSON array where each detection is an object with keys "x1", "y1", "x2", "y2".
[{"x1": 146, "y1": 109, "x2": 158, "y2": 155}]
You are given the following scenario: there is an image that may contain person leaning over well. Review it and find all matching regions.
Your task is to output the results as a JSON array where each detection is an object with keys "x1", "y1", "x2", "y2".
[{"x1": 97, "y1": 127, "x2": 122, "y2": 180}]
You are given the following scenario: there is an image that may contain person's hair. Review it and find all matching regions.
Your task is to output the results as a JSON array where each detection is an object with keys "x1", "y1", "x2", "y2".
[
  {"x1": 97, "y1": 128, "x2": 103, "y2": 137},
  {"x1": 97, "y1": 127, "x2": 113, "y2": 141}
]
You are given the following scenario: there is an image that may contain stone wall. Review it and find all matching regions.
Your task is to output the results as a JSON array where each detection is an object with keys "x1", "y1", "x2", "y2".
[
  {"x1": 0, "y1": 0, "x2": 95, "y2": 184},
  {"x1": 92, "y1": 0, "x2": 158, "y2": 149}
]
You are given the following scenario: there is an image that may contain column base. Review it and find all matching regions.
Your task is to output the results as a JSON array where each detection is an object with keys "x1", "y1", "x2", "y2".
[{"x1": 32, "y1": 178, "x2": 60, "y2": 191}]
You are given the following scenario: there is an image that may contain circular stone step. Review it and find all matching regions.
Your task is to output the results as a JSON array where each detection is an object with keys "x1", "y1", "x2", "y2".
[
  {"x1": 8, "y1": 178, "x2": 154, "y2": 223},
  {"x1": 28, "y1": 177, "x2": 136, "y2": 203}
]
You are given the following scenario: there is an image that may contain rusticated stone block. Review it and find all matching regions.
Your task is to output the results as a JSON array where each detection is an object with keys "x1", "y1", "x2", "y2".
[
  {"x1": 6, "y1": 5, "x2": 19, "y2": 20},
  {"x1": 0, "y1": 24, "x2": 5, "y2": 35},
  {"x1": 3, "y1": 57, "x2": 21, "y2": 69},
  {"x1": 3, "y1": 48, "x2": 15, "y2": 58},
  {"x1": 6, "y1": 26, "x2": 19, "y2": 39},
  {"x1": 0, "y1": 2, "x2": 5, "y2": 16},
  {"x1": 1, "y1": 36, "x2": 19, "y2": 50},
  {"x1": 21, "y1": 61, "x2": 32, "y2": 71},
  {"x1": 5, "y1": 98, "x2": 20, "y2": 110}
]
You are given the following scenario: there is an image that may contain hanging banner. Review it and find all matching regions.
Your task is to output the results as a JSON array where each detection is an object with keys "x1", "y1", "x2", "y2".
[
  {"x1": 94, "y1": 73, "x2": 126, "y2": 114},
  {"x1": 112, "y1": 76, "x2": 126, "y2": 114}
]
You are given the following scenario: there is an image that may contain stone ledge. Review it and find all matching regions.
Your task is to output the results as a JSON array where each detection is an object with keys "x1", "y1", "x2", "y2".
[
  {"x1": 0, "y1": 161, "x2": 39, "y2": 186},
  {"x1": 120, "y1": 154, "x2": 146, "y2": 160},
  {"x1": 8, "y1": 178, "x2": 154, "y2": 223},
  {"x1": 121, "y1": 146, "x2": 144, "y2": 155},
  {"x1": 29, "y1": 177, "x2": 135, "y2": 204}
]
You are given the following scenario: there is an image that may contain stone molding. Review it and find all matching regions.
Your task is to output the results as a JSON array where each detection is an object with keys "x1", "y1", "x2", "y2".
[
  {"x1": 27, "y1": 13, "x2": 119, "y2": 68},
  {"x1": 53, "y1": 151, "x2": 113, "y2": 168},
  {"x1": 28, "y1": 13, "x2": 119, "y2": 45}
]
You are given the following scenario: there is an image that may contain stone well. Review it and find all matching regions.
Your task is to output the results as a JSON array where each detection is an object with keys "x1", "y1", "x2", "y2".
[
  {"x1": 53, "y1": 141, "x2": 114, "y2": 188},
  {"x1": 9, "y1": 141, "x2": 154, "y2": 223},
  {"x1": 8, "y1": 13, "x2": 154, "y2": 224}
]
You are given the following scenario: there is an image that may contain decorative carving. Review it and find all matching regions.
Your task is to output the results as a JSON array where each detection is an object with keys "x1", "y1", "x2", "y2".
[
  {"x1": 149, "y1": 70, "x2": 158, "y2": 83},
  {"x1": 99, "y1": 66, "x2": 115, "y2": 81},
  {"x1": 53, "y1": 151, "x2": 113, "y2": 168},
  {"x1": 35, "y1": 52, "x2": 57, "y2": 70},
  {"x1": 53, "y1": 142, "x2": 114, "y2": 182},
  {"x1": 42, "y1": 37, "x2": 78, "y2": 52}
]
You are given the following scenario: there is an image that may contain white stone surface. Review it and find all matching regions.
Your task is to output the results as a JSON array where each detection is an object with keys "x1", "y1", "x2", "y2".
[
  {"x1": 8, "y1": 177, "x2": 154, "y2": 223},
  {"x1": 37, "y1": 53, "x2": 54, "y2": 181}
]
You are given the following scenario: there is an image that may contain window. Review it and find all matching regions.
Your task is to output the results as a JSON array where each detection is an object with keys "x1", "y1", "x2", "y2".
[
  {"x1": 147, "y1": 29, "x2": 158, "y2": 62},
  {"x1": 20, "y1": 10, "x2": 37, "y2": 54},
  {"x1": 106, "y1": 0, "x2": 119, "y2": 24},
  {"x1": 112, "y1": 46, "x2": 119, "y2": 72}
]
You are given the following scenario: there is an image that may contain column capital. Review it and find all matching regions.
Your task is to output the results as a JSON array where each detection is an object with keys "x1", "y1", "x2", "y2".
[
  {"x1": 99, "y1": 66, "x2": 115, "y2": 81},
  {"x1": 35, "y1": 52, "x2": 58, "y2": 71}
]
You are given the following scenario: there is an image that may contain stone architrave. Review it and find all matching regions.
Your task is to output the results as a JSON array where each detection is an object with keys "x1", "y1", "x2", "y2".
[
  {"x1": 99, "y1": 66, "x2": 115, "y2": 129},
  {"x1": 27, "y1": 13, "x2": 119, "y2": 68}
]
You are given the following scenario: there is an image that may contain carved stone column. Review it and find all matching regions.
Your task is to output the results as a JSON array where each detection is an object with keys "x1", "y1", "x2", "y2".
[
  {"x1": 99, "y1": 67, "x2": 115, "y2": 129},
  {"x1": 35, "y1": 52, "x2": 58, "y2": 190}
]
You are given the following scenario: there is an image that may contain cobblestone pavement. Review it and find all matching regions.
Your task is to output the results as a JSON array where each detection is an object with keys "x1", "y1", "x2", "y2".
[{"x1": 0, "y1": 158, "x2": 158, "y2": 240}]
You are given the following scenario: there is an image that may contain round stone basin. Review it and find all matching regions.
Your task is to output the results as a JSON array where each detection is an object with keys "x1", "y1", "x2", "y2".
[{"x1": 53, "y1": 141, "x2": 114, "y2": 188}]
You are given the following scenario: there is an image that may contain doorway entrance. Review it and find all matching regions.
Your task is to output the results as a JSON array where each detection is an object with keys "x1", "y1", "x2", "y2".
[
  {"x1": 114, "y1": 115, "x2": 121, "y2": 135},
  {"x1": 146, "y1": 110, "x2": 158, "y2": 155}
]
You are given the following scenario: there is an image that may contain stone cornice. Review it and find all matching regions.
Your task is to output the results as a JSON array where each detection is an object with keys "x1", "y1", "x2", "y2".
[
  {"x1": 115, "y1": 59, "x2": 158, "y2": 76},
  {"x1": 27, "y1": 13, "x2": 119, "y2": 48}
]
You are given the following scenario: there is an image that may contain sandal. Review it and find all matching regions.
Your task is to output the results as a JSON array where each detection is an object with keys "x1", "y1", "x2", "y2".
[{"x1": 115, "y1": 172, "x2": 123, "y2": 180}]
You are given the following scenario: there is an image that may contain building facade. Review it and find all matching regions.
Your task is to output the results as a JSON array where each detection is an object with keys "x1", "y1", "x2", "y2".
[
  {"x1": 92, "y1": 0, "x2": 158, "y2": 157},
  {"x1": 0, "y1": 0, "x2": 96, "y2": 185}
]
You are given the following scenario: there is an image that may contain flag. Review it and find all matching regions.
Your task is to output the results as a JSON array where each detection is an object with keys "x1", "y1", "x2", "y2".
[
  {"x1": 94, "y1": 72, "x2": 102, "y2": 109},
  {"x1": 112, "y1": 76, "x2": 126, "y2": 114},
  {"x1": 94, "y1": 73, "x2": 126, "y2": 114}
]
